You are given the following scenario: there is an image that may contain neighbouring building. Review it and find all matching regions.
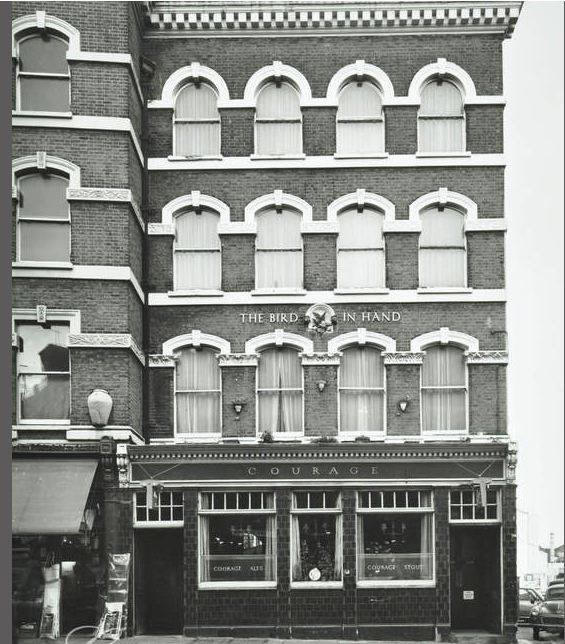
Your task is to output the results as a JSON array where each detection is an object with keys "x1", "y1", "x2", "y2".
[{"x1": 11, "y1": 1, "x2": 523, "y2": 640}]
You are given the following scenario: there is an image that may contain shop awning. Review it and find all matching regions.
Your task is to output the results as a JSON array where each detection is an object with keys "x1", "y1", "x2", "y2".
[{"x1": 12, "y1": 458, "x2": 98, "y2": 535}]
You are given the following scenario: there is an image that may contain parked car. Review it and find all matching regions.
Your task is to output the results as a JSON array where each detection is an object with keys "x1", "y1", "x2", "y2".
[
  {"x1": 530, "y1": 583, "x2": 564, "y2": 640},
  {"x1": 519, "y1": 588, "x2": 543, "y2": 623}
]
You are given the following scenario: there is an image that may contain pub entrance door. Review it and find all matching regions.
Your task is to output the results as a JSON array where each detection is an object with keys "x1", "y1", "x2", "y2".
[
  {"x1": 450, "y1": 525, "x2": 501, "y2": 632},
  {"x1": 134, "y1": 529, "x2": 183, "y2": 634}
]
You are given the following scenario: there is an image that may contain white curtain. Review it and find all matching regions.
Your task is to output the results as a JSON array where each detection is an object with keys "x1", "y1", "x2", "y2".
[
  {"x1": 419, "y1": 79, "x2": 464, "y2": 152},
  {"x1": 291, "y1": 515, "x2": 302, "y2": 581},
  {"x1": 339, "y1": 347, "x2": 384, "y2": 432},
  {"x1": 176, "y1": 347, "x2": 220, "y2": 433},
  {"x1": 174, "y1": 210, "x2": 221, "y2": 290},
  {"x1": 420, "y1": 514, "x2": 433, "y2": 579},
  {"x1": 419, "y1": 206, "x2": 465, "y2": 287},
  {"x1": 422, "y1": 345, "x2": 466, "y2": 432},
  {"x1": 200, "y1": 515, "x2": 210, "y2": 581},
  {"x1": 337, "y1": 82, "x2": 384, "y2": 155},
  {"x1": 174, "y1": 83, "x2": 220, "y2": 156},
  {"x1": 337, "y1": 207, "x2": 385, "y2": 288},
  {"x1": 256, "y1": 82, "x2": 302, "y2": 155},
  {"x1": 256, "y1": 208, "x2": 303, "y2": 288},
  {"x1": 265, "y1": 515, "x2": 276, "y2": 581},
  {"x1": 334, "y1": 516, "x2": 343, "y2": 581},
  {"x1": 257, "y1": 348, "x2": 302, "y2": 433}
]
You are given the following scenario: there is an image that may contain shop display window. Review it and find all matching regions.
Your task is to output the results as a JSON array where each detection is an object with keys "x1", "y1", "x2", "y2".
[
  {"x1": 291, "y1": 491, "x2": 342, "y2": 584},
  {"x1": 357, "y1": 490, "x2": 434, "y2": 584},
  {"x1": 449, "y1": 488, "x2": 500, "y2": 522},
  {"x1": 199, "y1": 491, "x2": 276, "y2": 585}
]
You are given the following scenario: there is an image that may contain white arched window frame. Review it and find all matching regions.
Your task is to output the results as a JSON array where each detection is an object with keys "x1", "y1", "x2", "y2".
[
  {"x1": 254, "y1": 80, "x2": 303, "y2": 156},
  {"x1": 173, "y1": 81, "x2": 221, "y2": 157},
  {"x1": 329, "y1": 330, "x2": 395, "y2": 438},
  {"x1": 417, "y1": 77, "x2": 465, "y2": 154},
  {"x1": 246, "y1": 331, "x2": 312, "y2": 440},
  {"x1": 411, "y1": 328, "x2": 478, "y2": 436},
  {"x1": 336, "y1": 81, "x2": 385, "y2": 156}
]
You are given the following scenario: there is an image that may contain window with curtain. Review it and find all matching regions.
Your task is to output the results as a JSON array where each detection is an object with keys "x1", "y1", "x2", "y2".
[
  {"x1": 255, "y1": 207, "x2": 303, "y2": 289},
  {"x1": 257, "y1": 347, "x2": 303, "y2": 435},
  {"x1": 337, "y1": 206, "x2": 385, "y2": 289},
  {"x1": 16, "y1": 33, "x2": 70, "y2": 112},
  {"x1": 17, "y1": 172, "x2": 70, "y2": 262},
  {"x1": 291, "y1": 491, "x2": 342, "y2": 583},
  {"x1": 419, "y1": 206, "x2": 466, "y2": 287},
  {"x1": 174, "y1": 209, "x2": 221, "y2": 290},
  {"x1": 336, "y1": 81, "x2": 384, "y2": 155},
  {"x1": 255, "y1": 81, "x2": 302, "y2": 155},
  {"x1": 339, "y1": 346, "x2": 385, "y2": 433},
  {"x1": 175, "y1": 346, "x2": 221, "y2": 434},
  {"x1": 357, "y1": 490, "x2": 434, "y2": 583},
  {"x1": 421, "y1": 344, "x2": 467, "y2": 433},
  {"x1": 418, "y1": 79, "x2": 464, "y2": 153},
  {"x1": 174, "y1": 82, "x2": 220, "y2": 156},
  {"x1": 16, "y1": 321, "x2": 70, "y2": 421},
  {"x1": 199, "y1": 491, "x2": 276, "y2": 584}
]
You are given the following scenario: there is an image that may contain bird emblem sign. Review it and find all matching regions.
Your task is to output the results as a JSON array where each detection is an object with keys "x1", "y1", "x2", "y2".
[{"x1": 304, "y1": 303, "x2": 337, "y2": 334}]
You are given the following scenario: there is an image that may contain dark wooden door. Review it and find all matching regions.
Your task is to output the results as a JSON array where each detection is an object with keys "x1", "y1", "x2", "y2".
[
  {"x1": 450, "y1": 526, "x2": 501, "y2": 632},
  {"x1": 135, "y1": 529, "x2": 183, "y2": 634}
]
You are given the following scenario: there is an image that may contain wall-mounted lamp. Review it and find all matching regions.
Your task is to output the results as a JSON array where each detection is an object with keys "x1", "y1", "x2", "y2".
[
  {"x1": 232, "y1": 399, "x2": 246, "y2": 421},
  {"x1": 317, "y1": 380, "x2": 327, "y2": 393},
  {"x1": 396, "y1": 395, "x2": 410, "y2": 415}
]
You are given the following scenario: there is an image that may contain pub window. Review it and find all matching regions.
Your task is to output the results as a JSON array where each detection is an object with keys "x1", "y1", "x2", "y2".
[
  {"x1": 449, "y1": 489, "x2": 500, "y2": 522},
  {"x1": 255, "y1": 207, "x2": 303, "y2": 290},
  {"x1": 421, "y1": 344, "x2": 467, "y2": 433},
  {"x1": 257, "y1": 347, "x2": 303, "y2": 436},
  {"x1": 357, "y1": 490, "x2": 434, "y2": 584},
  {"x1": 173, "y1": 208, "x2": 221, "y2": 291},
  {"x1": 16, "y1": 172, "x2": 71, "y2": 263},
  {"x1": 199, "y1": 492, "x2": 276, "y2": 585},
  {"x1": 336, "y1": 81, "x2": 384, "y2": 156},
  {"x1": 418, "y1": 78, "x2": 465, "y2": 153},
  {"x1": 16, "y1": 33, "x2": 70, "y2": 112},
  {"x1": 16, "y1": 321, "x2": 70, "y2": 422},
  {"x1": 255, "y1": 81, "x2": 302, "y2": 156},
  {"x1": 134, "y1": 490, "x2": 184, "y2": 525},
  {"x1": 419, "y1": 205, "x2": 466, "y2": 287},
  {"x1": 337, "y1": 206, "x2": 385, "y2": 289},
  {"x1": 175, "y1": 346, "x2": 221, "y2": 435},
  {"x1": 339, "y1": 345, "x2": 385, "y2": 434},
  {"x1": 291, "y1": 491, "x2": 342, "y2": 585},
  {"x1": 173, "y1": 82, "x2": 220, "y2": 157}
]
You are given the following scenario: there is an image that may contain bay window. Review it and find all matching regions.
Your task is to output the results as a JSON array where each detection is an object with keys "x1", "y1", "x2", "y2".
[
  {"x1": 357, "y1": 490, "x2": 434, "y2": 584},
  {"x1": 336, "y1": 81, "x2": 384, "y2": 155},
  {"x1": 291, "y1": 491, "x2": 342, "y2": 585},
  {"x1": 421, "y1": 344, "x2": 467, "y2": 433},
  {"x1": 418, "y1": 78, "x2": 465, "y2": 153},
  {"x1": 173, "y1": 82, "x2": 220, "y2": 157},
  {"x1": 16, "y1": 33, "x2": 70, "y2": 112},
  {"x1": 255, "y1": 207, "x2": 303, "y2": 289},
  {"x1": 199, "y1": 491, "x2": 276, "y2": 585},
  {"x1": 255, "y1": 81, "x2": 302, "y2": 155},
  {"x1": 16, "y1": 321, "x2": 70, "y2": 422},
  {"x1": 16, "y1": 172, "x2": 70, "y2": 263},
  {"x1": 339, "y1": 346, "x2": 385, "y2": 434},
  {"x1": 257, "y1": 347, "x2": 303, "y2": 435},
  {"x1": 173, "y1": 209, "x2": 221, "y2": 291},
  {"x1": 419, "y1": 205, "x2": 466, "y2": 288},
  {"x1": 337, "y1": 206, "x2": 385, "y2": 289},
  {"x1": 175, "y1": 346, "x2": 221, "y2": 435}
]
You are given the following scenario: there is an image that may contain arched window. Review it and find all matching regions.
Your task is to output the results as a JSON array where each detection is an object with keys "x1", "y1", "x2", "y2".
[
  {"x1": 255, "y1": 207, "x2": 303, "y2": 289},
  {"x1": 337, "y1": 206, "x2": 385, "y2": 289},
  {"x1": 418, "y1": 79, "x2": 464, "y2": 153},
  {"x1": 336, "y1": 81, "x2": 384, "y2": 155},
  {"x1": 421, "y1": 344, "x2": 467, "y2": 433},
  {"x1": 16, "y1": 172, "x2": 70, "y2": 262},
  {"x1": 16, "y1": 33, "x2": 70, "y2": 112},
  {"x1": 175, "y1": 346, "x2": 221, "y2": 435},
  {"x1": 255, "y1": 82, "x2": 302, "y2": 155},
  {"x1": 257, "y1": 347, "x2": 303, "y2": 435},
  {"x1": 174, "y1": 82, "x2": 220, "y2": 157},
  {"x1": 419, "y1": 205, "x2": 466, "y2": 287},
  {"x1": 173, "y1": 208, "x2": 221, "y2": 291},
  {"x1": 339, "y1": 346, "x2": 385, "y2": 433}
]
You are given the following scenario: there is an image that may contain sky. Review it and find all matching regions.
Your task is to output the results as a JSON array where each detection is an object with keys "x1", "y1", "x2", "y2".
[{"x1": 504, "y1": 1, "x2": 564, "y2": 546}]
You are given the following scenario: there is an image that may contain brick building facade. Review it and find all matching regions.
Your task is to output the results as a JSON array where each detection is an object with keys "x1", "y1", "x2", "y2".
[{"x1": 11, "y1": 1, "x2": 522, "y2": 640}]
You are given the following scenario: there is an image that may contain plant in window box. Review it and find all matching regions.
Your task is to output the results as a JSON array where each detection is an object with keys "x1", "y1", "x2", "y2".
[
  {"x1": 311, "y1": 435, "x2": 338, "y2": 444},
  {"x1": 260, "y1": 430, "x2": 273, "y2": 443},
  {"x1": 354, "y1": 435, "x2": 371, "y2": 443}
]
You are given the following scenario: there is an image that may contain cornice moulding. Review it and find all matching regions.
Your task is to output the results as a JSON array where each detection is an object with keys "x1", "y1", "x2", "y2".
[
  {"x1": 300, "y1": 352, "x2": 342, "y2": 366},
  {"x1": 68, "y1": 333, "x2": 145, "y2": 365},
  {"x1": 383, "y1": 351, "x2": 425, "y2": 364},
  {"x1": 67, "y1": 187, "x2": 144, "y2": 231},
  {"x1": 148, "y1": 354, "x2": 177, "y2": 367},
  {"x1": 465, "y1": 351, "x2": 508, "y2": 364},
  {"x1": 217, "y1": 353, "x2": 259, "y2": 367}
]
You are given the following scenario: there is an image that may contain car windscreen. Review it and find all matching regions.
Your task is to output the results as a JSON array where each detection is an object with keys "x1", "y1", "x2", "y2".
[{"x1": 546, "y1": 586, "x2": 564, "y2": 600}]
